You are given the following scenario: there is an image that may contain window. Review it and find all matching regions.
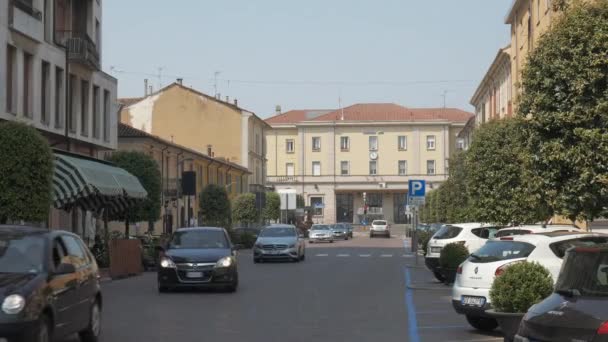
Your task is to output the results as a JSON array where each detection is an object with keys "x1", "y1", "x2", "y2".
[
  {"x1": 44, "y1": 0, "x2": 52, "y2": 43},
  {"x1": 41, "y1": 61, "x2": 50, "y2": 125},
  {"x1": 68, "y1": 75, "x2": 77, "y2": 132},
  {"x1": 369, "y1": 160, "x2": 377, "y2": 175},
  {"x1": 227, "y1": 174, "x2": 232, "y2": 190},
  {"x1": 103, "y1": 89, "x2": 110, "y2": 141},
  {"x1": 369, "y1": 136, "x2": 378, "y2": 151},
  {"x1": 340, "y1": 161, "x2": 349, "y2": 175},
  {"x1": 92, "y1": 86, "x2": 100, "y2": 138},
  {"x1": 286, "y1": 139, "x2": 294, "y2": 153},
  {"x1": 310, "y1": 197, "x2": 324, "y2": 216},
  {"x1": 312, "y1": 161, "x2": 321, "y2": 176},
  {"x1": 426, "y1": 160, "x2": 436, "y2": 175},
  {"x1": 426, "y1": 135, "x2": 436, "y2": 150},
  {"x1": 456, "y1": 138, "x2": 465, "y2": 151},
  {"x1": 340, "y1": 136, "x2": 350, "y2": 151},
  {"x1": 398, "y1": 136, "x2": 407, "y2": 150},
  {"x1": 312, "y1": 137, "x2": 321, "y2": 151},
  {"x1": 367, "y1": 193, "x2": 383, "y2": 207},
  {"x1": 398, "y1": 160, "x2": 407, "y2": 176},
  {"x1": 54, "y1": 67, "x2": 64, "y2": 128},
  {"x1": 286, "y1": 163, "x2": 295, "y2": 176},
  {"x1": 60, "y1": 235, "x2": 88, "y2": 268},
  {"x1": 6, "y1": 45, "x2": 16, "y2": 114},
  {"x1": 80, "y1": 80, "x2": 89, "y2": 135},
  {"x1": 23, "y1": 52, "x2": 33, "y2": 117},
  {"x1": 95, "y1": 19, "x2": 101, "y2": 48}
]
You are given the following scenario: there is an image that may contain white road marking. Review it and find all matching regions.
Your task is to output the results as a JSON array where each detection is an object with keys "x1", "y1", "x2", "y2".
[
  {"x1": 315, "y1": 254, "x2": 328, "y2": 257},
  {"x1": 337, "y1": 254, "x2": 350, "y2": 257},
  {"x1": 402, "y1": 254, "x2": 414, "y2": 258},
  {"x1": 380, "y1": 254, "x2": 393, "y2": 258},
  {"x1": 359, "y1": 254, "x2": 371, "y2": 257}
]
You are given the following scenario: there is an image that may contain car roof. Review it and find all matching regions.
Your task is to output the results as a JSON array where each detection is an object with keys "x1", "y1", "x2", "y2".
[
  {"x1": 513, "y1": 224, "x2": 581, "y2": 230},
  {"x1": 265, "y1": 225, "x2": 295, "y2": 229},
  {"x1": 447, "y1": 222, "x2": 499, "y2": 229},
  {"x1": 509, "y1": 232, "x2": 606, "y2": 244},
  {"x1": 176, "y1": 227, "x2": 225, "y2": 232}
]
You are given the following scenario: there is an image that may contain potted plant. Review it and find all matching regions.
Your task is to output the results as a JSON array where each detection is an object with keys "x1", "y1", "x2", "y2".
[
  {"x1": 438, "y1": 242, "x2": 469, "y2": 284},
  {"x1": 486, "y1": 262, "x2": 553, "y2": 342}
]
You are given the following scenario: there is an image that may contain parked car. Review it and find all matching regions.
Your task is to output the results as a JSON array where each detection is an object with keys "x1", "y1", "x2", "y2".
[
  {"x1": 157, "y1": 227, "x2": 240, "y2": 293},
  {"x1": 0, "y1": 226, "x2": 102, "y2": 342},
  {"x1": 516, "y1": 242, "x2": 608, "y2": 341},
  {"x1": 309, "y1": 225, "x2": 334, "y2": 243},
  {"x1": 253, "y1": 225, "x2": 305, "y2": 263},
  {"x1": 494, "y1": 224, "x2": 582, "y2": 238},
  {"x1": 370, "y1": 220, "x2": 390, "y2": 238},
  {"x1": 331, "y1": 224, "x2": 349, "y2": 240},
  {"x1": 452, "y1": 232, "x2": 608, "y2": 332},
  {"x1": 426, "y1": 223, "x2": 501, "y2": 282}
]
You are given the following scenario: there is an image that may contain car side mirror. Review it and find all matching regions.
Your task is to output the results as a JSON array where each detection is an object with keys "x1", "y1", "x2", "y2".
[{"x1": 55, "y1": 263, "x2": 76, "y2": 275}]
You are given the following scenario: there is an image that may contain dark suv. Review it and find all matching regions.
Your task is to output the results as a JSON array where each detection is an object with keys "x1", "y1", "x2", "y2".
[{"x1": 0, "y1": 226, "x2": 102, "y2": 342}]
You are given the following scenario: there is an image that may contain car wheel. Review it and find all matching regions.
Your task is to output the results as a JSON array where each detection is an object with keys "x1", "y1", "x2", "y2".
[
  {"x1": 25, "y1": 314, "x2": 51, "y2": 342},
  {"x1": 158, "y1": 284, "x2": 169, "y2": 293},
  {"x1": 227, "y1": 274, "x2": 239, "y2": 292},
  {"x1": 330, "y1": 240, "x2": 334, "y2": 243},
  {"x1": 300, "y1": 253, "x2": 305, "y2": 261},
  {"x1": 253, "y1": 258, "x2": 260, "y2": 263},
  {"x1": 432, "y1": 270, "x2": 445, "y2": 282},
  {"x1": 79, "y1": 301, "x2": 101, "y2": 342},
  {"x1": 370, "y1": 233, "x2": 374, "y2": 238},
  {"x1": 465, "y1": 315, "x2": 498, "y2": 332},
  {"x1": 309, "y1": 240, "x2": 314, "y2": 244}
]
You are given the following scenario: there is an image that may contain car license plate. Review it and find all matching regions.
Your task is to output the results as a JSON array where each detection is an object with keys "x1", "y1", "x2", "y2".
[
  {"x1": 431, "y1": 247, "x2": 442, "y2": 253},
  {"x1": 186, "y1": 272, "x2": 203, "y2": 278},
  {"x1": 461, "y1": 296, "x2": 485, "y2": 307}
]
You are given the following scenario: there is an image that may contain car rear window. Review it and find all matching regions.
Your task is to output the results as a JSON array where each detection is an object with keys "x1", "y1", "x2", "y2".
[
  {"x1": 373, "y1": 220, "x2": 387, "y2": 225},
  {"x1": 556, "y1": 250, "x2": 608, "y2": 297},
  {"x1": 495, "y1": 229, "x2": 533, "y2": 238},
  {"x1": 550, "y1": 237, "x2": 608, "y2": 259},
  {"x1": 468, "y1": 241, "x2": 535, "y2": 263},
  {"x1": 433, "y1": 225, "x2": 463, "y2": 239}
]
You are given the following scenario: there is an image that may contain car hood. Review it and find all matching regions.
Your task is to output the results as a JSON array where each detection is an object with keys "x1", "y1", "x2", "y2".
[
  {"x1": 255, "y1": 237, "x2": 297, "y2": 245},
  {"x1": 166, "y1": 248, "x2": 231, "y2": 263},
  {"x1": 0, "y1": 273, "x2": 41, "y2": 297},
  {"x1": 310, "y1": 230, "x2": 331, "y2": 235},
  {"x1": 518, "y1": 293, "x2": 608, "y2": 341}
]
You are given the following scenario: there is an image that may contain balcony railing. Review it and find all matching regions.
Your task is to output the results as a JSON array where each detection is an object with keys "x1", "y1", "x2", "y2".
[
  {"x1": 56, "y1": 30, "x2": 100, "y2": 70},
  {"x1": 163, "y1": 179, "x2": 180, "y2": 198},
  {"x1": 268, "y1": 176, "x2": 297, "y2": 183}
]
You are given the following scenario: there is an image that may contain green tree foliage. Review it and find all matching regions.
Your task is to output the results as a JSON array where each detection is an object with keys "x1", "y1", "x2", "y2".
[
  {"x1": 296, "y1": 194, "x2": 305, "y2": 208},
  {"x1": 465, "y1": 119, "x2": 551, "y2": 225},
  {"x1": 444, "y1": 152, "x2": 472, "y2": 223},
  {"x1": 518, "y1": 1, "x2": 608, "y2": 221},
  {"x1": 233, "y1": 193, "x2": 259, "y2": 225},
  {"x1": 0, "y1": 122, "x2": 54, "y2": 223},
  {"x1": 490, "y1": 262, "x2": 553, "y2": 313},
  {"x1": 263, "y1": 192, "x2": 281, "y2": 221},
  {"x1": 199, "y1": 184, "x2": 231, "y2": 228},
  {"x1": 107, "y1": 151, "x2": 161, "y2": 234},
  {"x1": 439, "y1": 243, "x2": 469, "y2": 270}
]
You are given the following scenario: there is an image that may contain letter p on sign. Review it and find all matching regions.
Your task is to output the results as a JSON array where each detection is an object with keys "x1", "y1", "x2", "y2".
[{"x1": 408, "y1": 180, "x2": 426, "y2": 197}]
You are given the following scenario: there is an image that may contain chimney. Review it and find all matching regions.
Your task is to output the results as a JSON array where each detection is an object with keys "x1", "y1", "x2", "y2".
[
  {"x1": 233, "y1": 99, "x2": 238, "y2": 106},
  {"x1": 176, "y1": 78, "x2": 183, "y2": 85},
  {"x1": 225, "y1": 95, "x2": 229, "y2": 103},
  {"x1": 275, "y1": 105, "x2": 282, "y2": 115},
  {"x1": 207, "y1": 145, "x2": 212, "y2": 157},
  {"x1": 144, "y1": 79, "x2": 149, "y2": 96},
  {"x1": 149, "y1": 85, "x2": 154, "y2": 95}
]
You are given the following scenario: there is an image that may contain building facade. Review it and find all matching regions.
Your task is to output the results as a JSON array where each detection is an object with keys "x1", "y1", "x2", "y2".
[
  {"x1": 1, "y1": 0, "x2": 120, "y2": 239},
  {"x1": 108, "y1": 124, "x2": 250, "y2": 235},
  {"x1": 265, "y1": 104, "x2": 472, "y2": 224},
  {"x1": 119, "y1": 82, "x2": 269, "y2": 195},
  {"x1": 470, "y1": 45, "x2": 512, "y2": 126}
]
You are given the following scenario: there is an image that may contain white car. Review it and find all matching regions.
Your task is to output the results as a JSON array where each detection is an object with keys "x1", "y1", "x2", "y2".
[
  {"x1": 425, "y1": 223, "x2": 501, "y2": 281},
  {"x1": 308, "y1": 224, "x2": 334, "y2": 243},
  {"x1": 493, "y1": 224, "x2": 582, "y2": 238},
  {"x1": 452, "y1": 232, "x2": 608, "y2": 332},
  {"x1": 370, "y1": 220, "x2": 390, "y2": 238}
]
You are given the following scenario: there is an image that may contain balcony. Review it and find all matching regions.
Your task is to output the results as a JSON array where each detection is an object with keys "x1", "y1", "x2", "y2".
[
  {"x1": 66, "y1": 33, "x2": 100, "y2": 70},
  {"x1": 8, "y1": 0, "x2": 44, "y2": 42},
  {"x1": 163, "y1": 179, "x2": 180, "y2": 198},
  {"x1": 268, "y1": 176, "x2": 297, "y2": 184}
]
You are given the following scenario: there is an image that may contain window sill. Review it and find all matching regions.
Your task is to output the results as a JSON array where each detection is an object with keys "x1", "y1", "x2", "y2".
[
  {"x1": 341, "y1": 149, "x2": 349, "y2": 152},
  {"x1": 286, "y1": 151, "x2": 295, "y2": 154},
  {"x1": 312, "y1": 149, "x2": 321, "y2": 152},
  {"x1": 427, "y1": 148, "x2": 436, "y2": 151},
  {"x1": 398, "y1": 148, "x2": 407, "y2": 151}
]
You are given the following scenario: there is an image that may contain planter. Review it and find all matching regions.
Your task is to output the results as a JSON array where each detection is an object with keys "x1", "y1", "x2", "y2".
[
  {"x1": 440, "y1": 267, "x2": 457, "y2": 284},
  {"x1": 485, "y1": 310, "x2": 524, "y2": 342}
]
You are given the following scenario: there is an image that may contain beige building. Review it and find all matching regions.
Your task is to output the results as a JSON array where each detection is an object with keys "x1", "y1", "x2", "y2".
[
  {"x1": 265, "y1": 104, "x2": 473, "y2": 224},
  {"x1": 106, "y1": 124, "x2": 250, "y2": 235},
  {"x1": 119, "y1": 82, "x2": 269, "y2": 195}
]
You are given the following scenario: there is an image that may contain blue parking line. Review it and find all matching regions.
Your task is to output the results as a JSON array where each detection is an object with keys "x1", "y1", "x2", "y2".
[{"x1": 405, "y1": 267, "x2": 420, "y2": 342}]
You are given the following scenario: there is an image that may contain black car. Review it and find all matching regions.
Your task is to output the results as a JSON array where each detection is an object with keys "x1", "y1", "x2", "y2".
[
  {"x1": 516, "y1": 244, "x2": 608, "y2": 342},
  {"x1": 157, "y1": 227, "x2": 240, "y2": 293},
  {"x1": 0, "y1": 226, "x2": 102, "y2": 342}
]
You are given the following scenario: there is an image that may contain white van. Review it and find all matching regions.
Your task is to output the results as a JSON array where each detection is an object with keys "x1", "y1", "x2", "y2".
[{"x1": 425, "y1": 223, "x2": 501, "y2": 282}]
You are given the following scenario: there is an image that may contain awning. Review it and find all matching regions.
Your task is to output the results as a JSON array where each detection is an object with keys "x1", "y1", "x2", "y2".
[{"x1": 52, "y1": 152, "x2": 148, "y2": 217}]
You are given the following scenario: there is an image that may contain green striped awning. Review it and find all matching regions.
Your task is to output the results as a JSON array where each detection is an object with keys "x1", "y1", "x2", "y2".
[{"x1": 52, "y1": 153, "x2": 148, "y2": 216}]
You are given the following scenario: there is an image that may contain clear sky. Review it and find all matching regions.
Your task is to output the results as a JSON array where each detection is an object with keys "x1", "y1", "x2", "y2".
[{"x1": 103, "y1": 0, "x2": 512, "y2": 118}]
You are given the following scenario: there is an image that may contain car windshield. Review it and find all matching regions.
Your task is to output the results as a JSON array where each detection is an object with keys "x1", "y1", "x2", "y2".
[
  {"x1": 259, "y1": 227, "x2": 296, "y2": 237},
  {"x1": 373, "y1": 221, "x2": 387, "y2": 225},
  {"x1": 550, "y1": 237, "x2": 608, "y2": 259},
  {"x1": 169, "y1": 230, "x2": 228, "y2": 249},
  {"x1": 494, "y1": 229, "x2": 533, "y2": 238},
  {"x1": 0, "y1": 234, "x2": 46, "y2": 274},
  {"x1": 433, "y1": 226, "x2": 463, "y2": 240},
  {"x1": 312, "y1": 225, "x2": 330, "y2": 231},
  {"x1": 556, "y1": 250, "x2": 608, "y2": 297},
  {"x1": 468, "y1": 241, "x2": 535, "y2": 263}
]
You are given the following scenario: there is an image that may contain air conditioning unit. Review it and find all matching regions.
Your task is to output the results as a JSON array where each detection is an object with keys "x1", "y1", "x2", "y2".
[{"x1": 379, "y1": 182, "x2": 387, "y2": 188}]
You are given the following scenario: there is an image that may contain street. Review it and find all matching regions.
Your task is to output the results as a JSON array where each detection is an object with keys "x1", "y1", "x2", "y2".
[{"x1": 74, "y1": 235, "x2": 502, "y2": 342}]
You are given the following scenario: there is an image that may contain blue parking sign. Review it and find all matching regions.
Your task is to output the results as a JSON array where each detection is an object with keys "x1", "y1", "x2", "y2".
[{"x1": 408, "y1": 180, "x2": 426, "y2": 197}]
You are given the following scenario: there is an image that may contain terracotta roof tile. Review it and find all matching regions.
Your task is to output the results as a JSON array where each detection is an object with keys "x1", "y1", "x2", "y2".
[
  {"x1": 265, "y1": 109, "x2": 334, "y2": 124},
  {"x1": 117, "y1": 97, "x2": 144, "y2": 107}
]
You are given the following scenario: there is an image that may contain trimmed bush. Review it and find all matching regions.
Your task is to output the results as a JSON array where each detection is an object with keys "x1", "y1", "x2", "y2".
[
  {"x1": 489, "y1": 261, "x2": 553, "y2": 313},
  {"x1": 439, "y1": 243, "x2": 469, "y2": 270}
]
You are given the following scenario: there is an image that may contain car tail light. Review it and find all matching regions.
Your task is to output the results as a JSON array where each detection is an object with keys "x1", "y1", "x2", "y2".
[
  {"x1": 457, "y1": 266, "x2": 463, "y2": 274},
  {"x1": 597, "y1": 321, "x2": 608, "y2": 335},
  {"x1": 495, "y1": 261, "x2": 523, "y2": 277}
]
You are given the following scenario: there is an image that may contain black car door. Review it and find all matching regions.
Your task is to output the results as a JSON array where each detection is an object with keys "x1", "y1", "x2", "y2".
[
  {"x1": 59, "y1": 234, "x2": 93, "y2": 330},
  {"x1": 48, "y1": 236, "x2": 80, "y2": 337}
]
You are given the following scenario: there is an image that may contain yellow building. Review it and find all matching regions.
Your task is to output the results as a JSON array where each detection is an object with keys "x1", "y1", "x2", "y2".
[
  {"x1": 265, "y1": 104, "x2": 473, "y2": 224},
  {"x1": 106, "y1": 123, "x2": 250, "y2": 235},
  {"x1": 119, "y1": 82, "x2": 270, "y2": 195}
]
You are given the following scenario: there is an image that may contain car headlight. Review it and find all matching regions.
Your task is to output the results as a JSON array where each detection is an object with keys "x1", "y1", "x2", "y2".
[
  {"x1": 159, "y1": 257, "x2": 176, "y2": 269},
  {"x1": 216, "y1": 256, "x2": 233, "y2": 268},
  {"x1": 2, "y1": 295, "x2": 25, "y2": 315}
]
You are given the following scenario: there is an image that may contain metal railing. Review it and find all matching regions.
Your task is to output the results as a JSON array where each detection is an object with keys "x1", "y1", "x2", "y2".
[{"x1": 56, "y1": 30, "x2": 100, "y2": 70}]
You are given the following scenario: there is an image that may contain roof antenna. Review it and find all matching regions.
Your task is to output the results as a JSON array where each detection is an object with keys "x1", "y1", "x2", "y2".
[{"x1": 339, "y1": 90, "x2": 345, "y2": 121}]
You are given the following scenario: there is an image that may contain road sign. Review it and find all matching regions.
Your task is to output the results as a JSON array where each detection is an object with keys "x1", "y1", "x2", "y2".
[
  {"x1": 408, "y1": 180, "x2": 426, "y2": 197},
  {"x1": 408, "y1": 196, "x2": 426, "y2": 207}
]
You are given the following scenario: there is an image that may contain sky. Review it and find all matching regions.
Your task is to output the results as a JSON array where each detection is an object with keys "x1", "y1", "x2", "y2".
[{"x1": 103, "y1": 0, "x2": 512, "y2": 118}]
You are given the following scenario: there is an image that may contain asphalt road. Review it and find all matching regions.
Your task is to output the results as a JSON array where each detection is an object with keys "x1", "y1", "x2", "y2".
[{"x1": 63, "y1": 234, "x2": 504, "y2": 342}]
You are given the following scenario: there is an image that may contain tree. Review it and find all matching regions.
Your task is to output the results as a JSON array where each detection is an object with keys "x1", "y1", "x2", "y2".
[
  {"x1": 263, "y1": 192, "x2": 281, "y2": 222},
  {"x1": 199, "y1": 184, "x2": 231, "y2": 228},
  {"x1": 233, "y1": 193, "x2": 259, "y2": 225},
  {"x1": 444, "y1": 151, "x2": 472, "y2": 223},
  {"x1": 296, "y1": 194, "x2": 305, "y2": 208},
  {"x1": 465, "y1": 119, "x2": 551, "y2": 225},
  {"x1": 107, "y1": 151, "x2": 161, "y2": 236},
  {"x1": 518, "y1": 1, "x2": 608, "y2": 222},
  {"x1": 0, "y1": 122, "x2": 54, "y2": 224}
]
